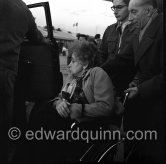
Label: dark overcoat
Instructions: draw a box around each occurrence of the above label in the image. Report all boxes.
[124,13,164,162]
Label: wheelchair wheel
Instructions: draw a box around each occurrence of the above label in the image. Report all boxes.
[79,140,123,162]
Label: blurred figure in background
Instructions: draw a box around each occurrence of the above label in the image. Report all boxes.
[94,34,102,49]
[77,33,88,42]
[62,45,68,56]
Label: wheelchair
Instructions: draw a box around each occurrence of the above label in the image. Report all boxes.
[28,92,134,163]
[67,93,131,163]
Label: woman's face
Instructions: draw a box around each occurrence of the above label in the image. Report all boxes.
[68,53,84,76]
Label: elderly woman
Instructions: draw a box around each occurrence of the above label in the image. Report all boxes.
[28,41,122,163]
[55,41,115,123]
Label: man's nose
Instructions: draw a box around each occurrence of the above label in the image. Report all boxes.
[114,10,118,14]
[128,13,133,21]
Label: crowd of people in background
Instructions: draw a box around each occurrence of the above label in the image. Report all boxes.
[0,0,164,163]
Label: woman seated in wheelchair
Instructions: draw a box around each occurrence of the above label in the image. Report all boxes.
[29,40,122,162]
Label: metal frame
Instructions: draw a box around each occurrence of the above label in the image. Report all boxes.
[28,2,54,40]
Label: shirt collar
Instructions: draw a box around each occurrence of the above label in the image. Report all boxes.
[116,20,131,33]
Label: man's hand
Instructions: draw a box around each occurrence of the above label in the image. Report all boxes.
[125,87,138,99]
[129,81,138,88]
[129,78,139,88]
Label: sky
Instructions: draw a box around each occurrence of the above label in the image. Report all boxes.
[23,0,116,37]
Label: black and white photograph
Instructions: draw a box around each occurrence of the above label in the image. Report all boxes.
[0,0,164,163]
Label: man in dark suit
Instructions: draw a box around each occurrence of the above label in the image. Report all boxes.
[0,0,45,162]
[124,0,164,162]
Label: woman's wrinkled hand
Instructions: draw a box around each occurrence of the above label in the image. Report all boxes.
[69,103,82,120]
[53,99,70,118]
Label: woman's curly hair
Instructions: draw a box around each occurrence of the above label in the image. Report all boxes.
[68,40,99,68]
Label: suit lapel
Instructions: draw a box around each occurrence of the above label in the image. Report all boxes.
[135,37,153,65]
[125,22,140,59]
[134,14,162,65]
[132,34,139,56]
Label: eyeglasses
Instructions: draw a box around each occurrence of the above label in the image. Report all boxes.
[111,5,127,11]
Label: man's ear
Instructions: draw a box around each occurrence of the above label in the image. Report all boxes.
[146,6,153,17]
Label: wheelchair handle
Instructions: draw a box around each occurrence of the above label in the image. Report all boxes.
[123,92,129,106]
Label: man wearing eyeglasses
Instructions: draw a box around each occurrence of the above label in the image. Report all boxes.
[100,0,130,62]
[100,0,136,98]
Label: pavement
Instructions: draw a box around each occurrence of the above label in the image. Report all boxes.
[59,54,68,84]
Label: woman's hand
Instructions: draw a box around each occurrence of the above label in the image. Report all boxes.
[53,99,70,118]
[69,103,82,120]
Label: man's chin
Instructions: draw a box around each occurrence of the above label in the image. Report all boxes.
[116,18,122,22]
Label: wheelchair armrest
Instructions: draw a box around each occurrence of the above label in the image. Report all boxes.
[70,116,120,131]
[71,121,79,129]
